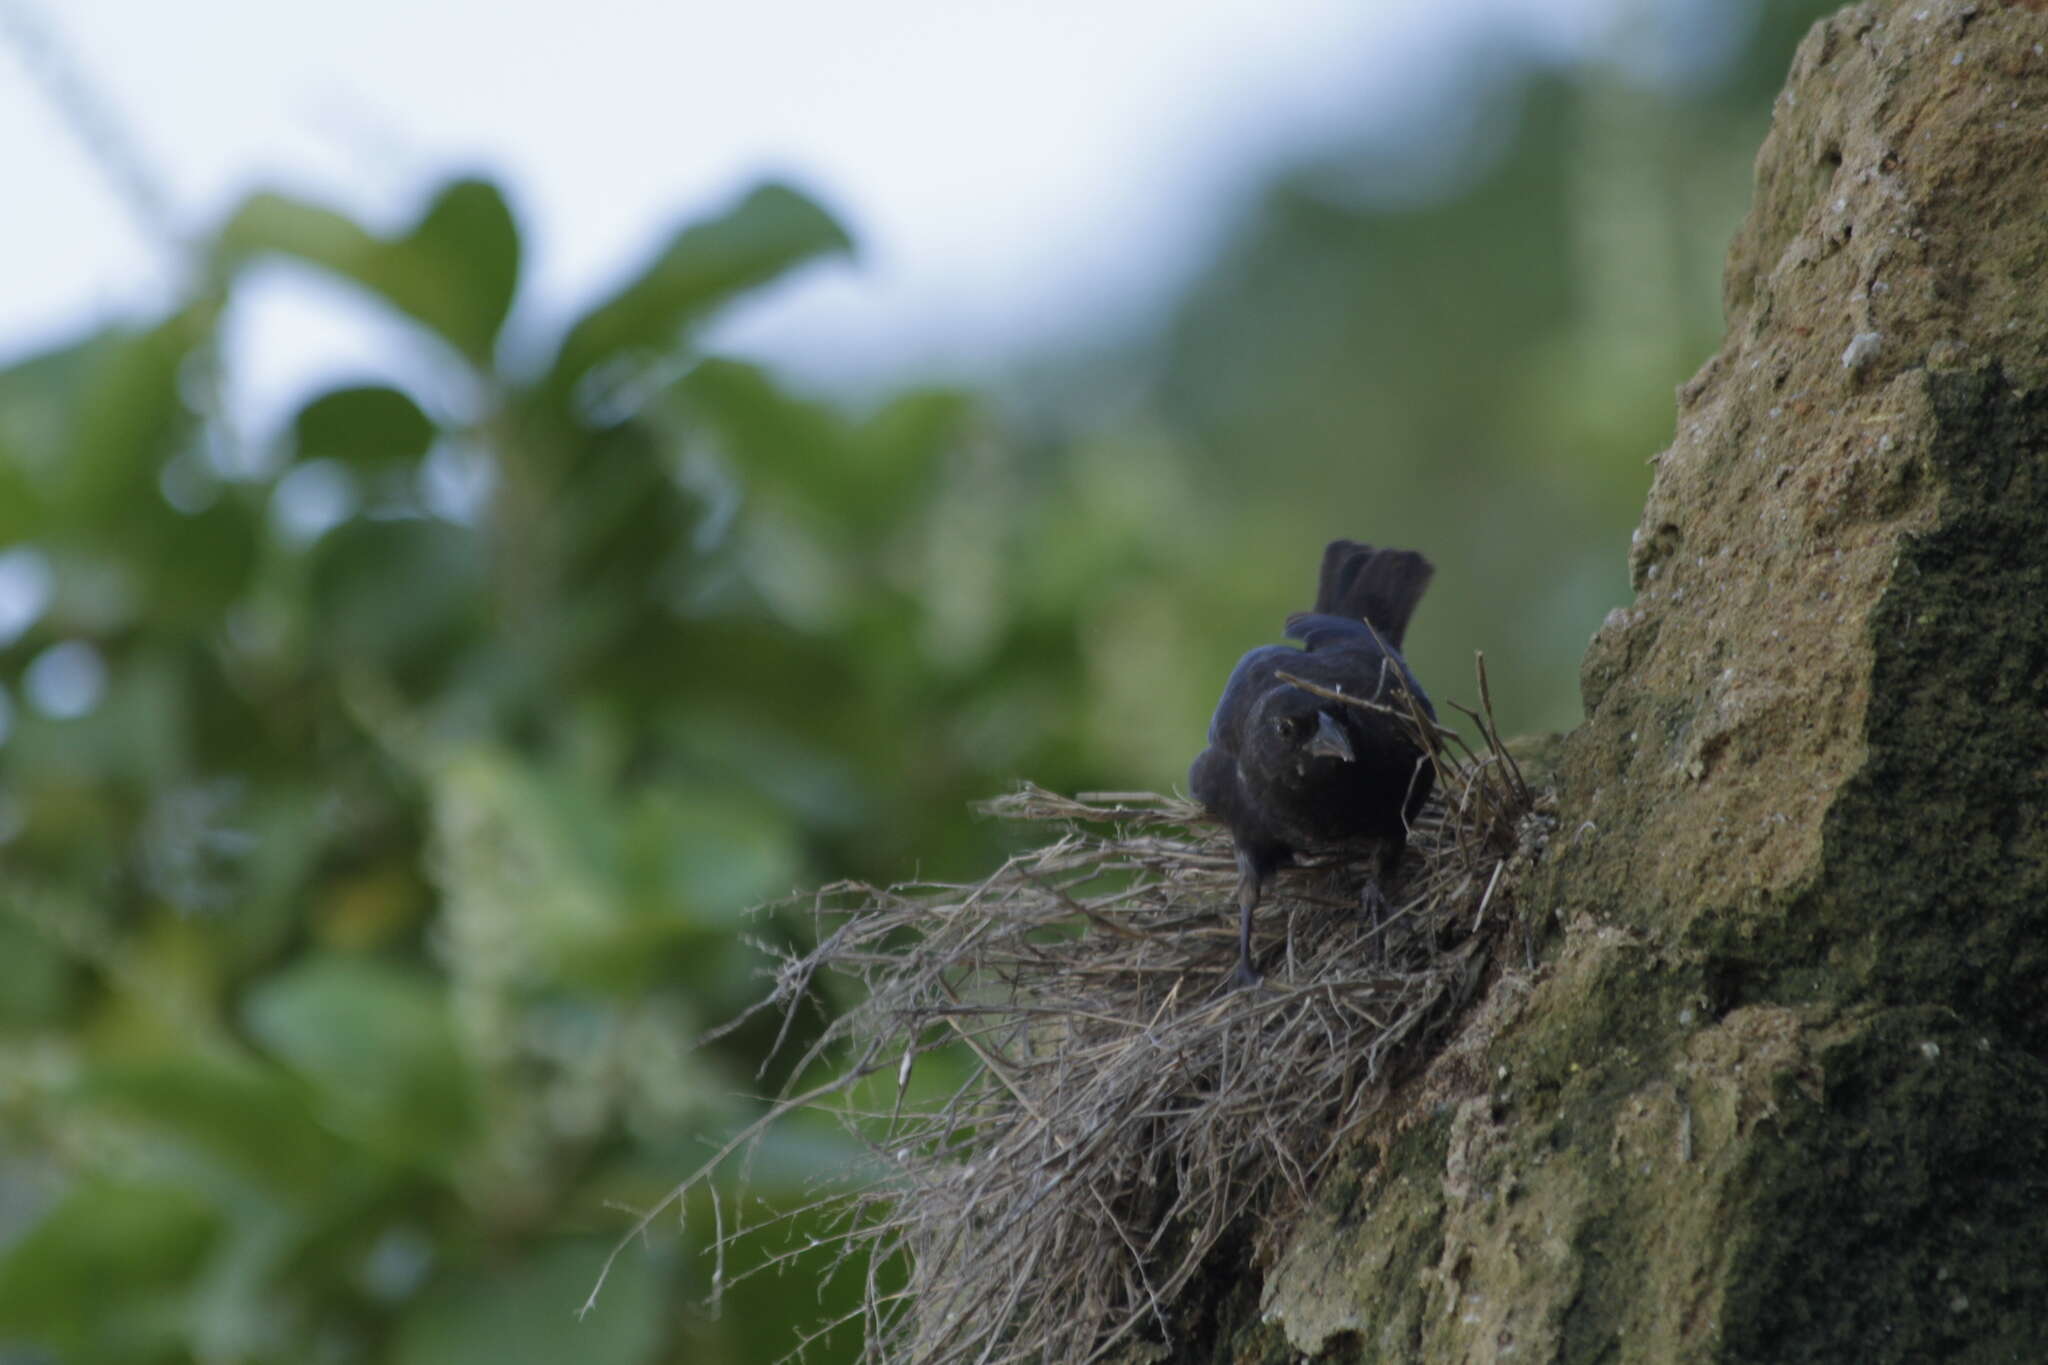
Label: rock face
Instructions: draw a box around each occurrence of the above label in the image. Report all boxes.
[1251,4,2048,1361]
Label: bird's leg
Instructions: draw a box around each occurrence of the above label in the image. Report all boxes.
[1230,849,1265,990]
[1360,879,1389,966]
[1361,837,1406,964]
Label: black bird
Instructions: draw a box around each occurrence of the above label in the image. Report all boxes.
[1189,540,1436,988]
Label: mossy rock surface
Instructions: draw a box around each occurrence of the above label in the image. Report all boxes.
[1246,3,2048,1360]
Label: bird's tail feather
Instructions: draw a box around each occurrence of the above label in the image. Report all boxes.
[1310,540,1433,650]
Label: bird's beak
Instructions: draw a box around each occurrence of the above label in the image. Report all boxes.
[1307,710,1354,762]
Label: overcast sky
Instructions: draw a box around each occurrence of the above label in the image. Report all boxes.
[2,0,1715,419]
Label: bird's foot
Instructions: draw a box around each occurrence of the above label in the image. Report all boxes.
[1227,958,1265,992]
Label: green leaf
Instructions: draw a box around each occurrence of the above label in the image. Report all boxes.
[392,1238,661,1365]
[857,387,974,493]
[241,957,476,1162]
[672,357,847,491]
[138,493,263,628]
[305,517,483,679]
[669,360,963,532]
[624,785,800,924]
[430,749,668,990]
[2,640,190,787]
[0,330,102,491]
[546,182,850,399]
[215,192,378,284]
[0,313,257,626]
[0,909,77,1025]
[553,415,700,612]
[70,314,211,517]
[405,179,523,364]
[216,177,520,368]
[0,314,204,520]
[293,384,437,467]
[0,455,44,543]
[80,1053,350,1199]
[0,330,143,534]
[0,1179,220,1356]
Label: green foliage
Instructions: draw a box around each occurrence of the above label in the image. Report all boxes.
[0,175,1107,1365]
[548,182,850,394]
[216,178,520,367]
[242,958,477,1164]
[0,1180,220,1360]
[390,1239,662,1365]
[294,386,438,469]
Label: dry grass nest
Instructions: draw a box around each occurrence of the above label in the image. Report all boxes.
[598,666,1553,1364]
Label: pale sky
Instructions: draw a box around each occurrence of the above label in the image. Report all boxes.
[1,0,1705,421]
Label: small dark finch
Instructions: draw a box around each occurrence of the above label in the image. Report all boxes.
[1189,540,1436,988]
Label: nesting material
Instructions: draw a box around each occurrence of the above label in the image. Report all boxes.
[615,671,1542,1364]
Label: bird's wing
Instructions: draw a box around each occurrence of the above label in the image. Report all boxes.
[1187,743,1239,815]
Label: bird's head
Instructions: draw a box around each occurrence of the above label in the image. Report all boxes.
[1250,687,1355,777]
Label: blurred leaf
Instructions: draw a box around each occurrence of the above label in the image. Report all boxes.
[137,495,262,629]
[241,957,476,1162]
[3,644,190,787]
[180,1200,305,1365]
[188,785,328,969]
[217,178,520,367]
[0,333,104,538]
[659,709,865,834]
[0,313,255,630]
[215,193,377,282]
[405,179,523,364]
[87,917,228,1057]
[671,360,963,533]
[392,1238,660,1365]
[79,1053,349,1199]
[313,855,434,951]
[858,387,973,490]
[0,331,100,472]
[624,785,801,924]
[305,516,484,679]
[552,416,702,628]
[0,314,202,529]
[432,749,720,991]
[0,911,75,1026]
[0,456,44,543]
[64,313,206,516]
[673,358,846,491]
[547,183,850,398]
[0,1178,219,1358]
[294,384,438,468]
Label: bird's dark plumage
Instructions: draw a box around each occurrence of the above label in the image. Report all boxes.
[1189,540,1436,987]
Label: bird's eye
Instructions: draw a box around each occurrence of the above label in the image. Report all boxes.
[1274,716,1299,740]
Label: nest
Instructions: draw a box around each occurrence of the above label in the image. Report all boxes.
[596,669,1545,1364]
